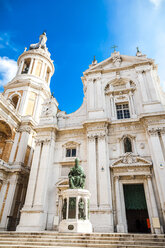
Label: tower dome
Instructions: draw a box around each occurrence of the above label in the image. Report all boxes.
[16,32,54,87]
[3,33,55,122]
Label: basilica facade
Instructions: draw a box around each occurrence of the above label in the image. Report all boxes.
[0,33,165,234]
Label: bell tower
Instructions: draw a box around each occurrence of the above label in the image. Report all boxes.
[3,32,54,123]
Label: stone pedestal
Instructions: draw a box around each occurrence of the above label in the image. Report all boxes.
[59,189,92,233]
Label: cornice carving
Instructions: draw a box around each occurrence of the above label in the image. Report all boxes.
[35,138,51,146]
[148,127,165,136]
[18,126,31,134]
[87,131,106,140]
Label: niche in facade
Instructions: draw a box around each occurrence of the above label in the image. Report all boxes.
[22,59,31,74]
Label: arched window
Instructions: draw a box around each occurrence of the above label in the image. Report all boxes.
[11,95,19,109]
[124,137,132,153]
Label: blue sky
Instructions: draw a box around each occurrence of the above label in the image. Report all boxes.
[0,0,165,113]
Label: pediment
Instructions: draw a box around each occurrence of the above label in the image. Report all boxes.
[85,53,153,74]
[111,153,152,168]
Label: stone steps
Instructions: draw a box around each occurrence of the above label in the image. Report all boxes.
[0,232,164,248]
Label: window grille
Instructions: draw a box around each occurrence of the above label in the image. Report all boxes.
[116,103,130,119]
[66,148,76,157]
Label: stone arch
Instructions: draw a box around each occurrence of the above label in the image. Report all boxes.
[9,92,21,110]
[0,120,13,162]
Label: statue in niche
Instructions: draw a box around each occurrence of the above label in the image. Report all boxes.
[78,198,85,220]
[29,32,47,50]
[68,158,86,189]
[62,198,67,219]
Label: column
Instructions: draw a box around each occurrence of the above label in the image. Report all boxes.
[17,136,55,231]
[33,139,54,208]
[97,134,111,208]
[87,80,94,110]
[76,196,80,220]
[115,176,125,233]
[18,90,28,115]
[17,60,24,75]
[137,72,148,102]
[66,197,69,219]
[87,135,97,208]
[148,129,165,221]
[23,141,43,207]
[96,79,102,109]
[161,130,165,154]
[31,59,37,75]
[43,64,48,81]
[85,197,88,220]
[129,91,136,117]
[28,58,34,74]
[15,127,30,164]
[40,62,45,79]
[110,94,115,119]
[147,176,161,234]
[9,132,20,163]
[0,174,18,230]
[97,133,114,232]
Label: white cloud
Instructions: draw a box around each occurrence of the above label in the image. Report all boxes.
[0,57,17,87]
[0,32,17,52]
[149,0,165,7]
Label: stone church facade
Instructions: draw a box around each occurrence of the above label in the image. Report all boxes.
[0,33,165,234]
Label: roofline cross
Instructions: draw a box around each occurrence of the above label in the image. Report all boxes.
[111,45,118,52]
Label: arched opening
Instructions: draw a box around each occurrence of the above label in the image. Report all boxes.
[0,120,12,161]
[124,137,132,153]
[45,67,51,83]
[22,59,30,74]
[11,95,19,109]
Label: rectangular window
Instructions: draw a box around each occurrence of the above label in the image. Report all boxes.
[66,148,76,157]
[116,103,130,119]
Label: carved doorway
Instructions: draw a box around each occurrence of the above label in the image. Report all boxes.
[123,184,151,233]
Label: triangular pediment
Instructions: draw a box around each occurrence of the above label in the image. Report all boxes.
[111,153,152,167]
[85,53,153,74]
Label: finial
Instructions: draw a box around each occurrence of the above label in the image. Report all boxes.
[24,47,27,51]
[136,46,144,57]
[136,46,140,53]
[111,45,118,52]
[51,92,54,97]
[43,30,47,35]
[92,55,97,65]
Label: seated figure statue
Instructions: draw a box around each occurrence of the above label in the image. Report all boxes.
[29,32,47,50]
[68,158,86,189]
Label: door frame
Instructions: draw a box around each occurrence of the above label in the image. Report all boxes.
[120,178,153,233]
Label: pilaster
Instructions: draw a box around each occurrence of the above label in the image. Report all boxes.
[147,127,165,223]
[17,134,56,231]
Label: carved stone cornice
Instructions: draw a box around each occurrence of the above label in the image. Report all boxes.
[18,126,32,134]
[87,130,106,140]
[35,138,52,146]
[148,127,165,136]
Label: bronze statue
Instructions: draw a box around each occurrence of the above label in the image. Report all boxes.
[62,198,67,219]
[78,198,85,220]
[68,158,86,189]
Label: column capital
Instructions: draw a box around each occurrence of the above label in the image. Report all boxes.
[114,175,120,181]
[148,127,165,136]
[35,138,53,146]
[148,128,158,136]
[87,131,106,140]
[18,126,32,134]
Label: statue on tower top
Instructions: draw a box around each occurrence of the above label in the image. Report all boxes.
[29,32,47,51]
